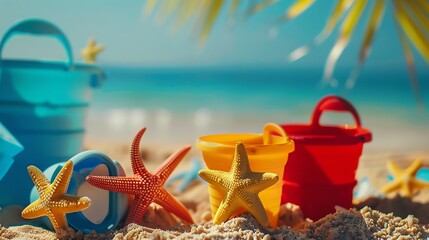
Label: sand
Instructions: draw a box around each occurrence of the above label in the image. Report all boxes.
[0,138,428,239]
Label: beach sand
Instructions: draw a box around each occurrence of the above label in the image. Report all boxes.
[0,138,428,239]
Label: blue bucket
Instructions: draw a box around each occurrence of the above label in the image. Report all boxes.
[0,19,104,207]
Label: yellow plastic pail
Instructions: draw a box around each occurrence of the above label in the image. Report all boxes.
[196,123,294,227]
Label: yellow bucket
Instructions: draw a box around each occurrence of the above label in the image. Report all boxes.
[196,123,294,227]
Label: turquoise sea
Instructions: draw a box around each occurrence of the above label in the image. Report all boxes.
[86,66,429,154]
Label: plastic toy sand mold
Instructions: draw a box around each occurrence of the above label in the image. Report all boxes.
[197,123,294,227]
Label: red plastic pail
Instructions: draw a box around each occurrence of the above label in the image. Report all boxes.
[280,95,371,221]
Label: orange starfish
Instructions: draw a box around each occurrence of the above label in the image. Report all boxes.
[22,160,91,233]
[382,159,429,197]
[86,128,193,225]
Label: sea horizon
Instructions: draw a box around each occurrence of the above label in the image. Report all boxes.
[85,65,429,154]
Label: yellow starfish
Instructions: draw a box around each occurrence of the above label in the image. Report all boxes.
[81,37,104,64]
[22,160,91,233]
[199,142,278,227]
[381,159,429,197]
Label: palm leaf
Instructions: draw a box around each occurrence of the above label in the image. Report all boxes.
[289,0,353,61]
[280,0,316,21]
[346,0,385,89]
[198,0,225,45]
[143,0,158,16]
[324,0,367,83]
[393,0,429,63]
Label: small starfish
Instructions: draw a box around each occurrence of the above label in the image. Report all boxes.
[22,160,91,233]
[81,37,104,64]
[381,159,429,197]
[198,142,278,227]
[86,128,193,226]
[165,158,204,192]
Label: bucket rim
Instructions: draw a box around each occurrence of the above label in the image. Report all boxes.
[0,59,104,77]
[280,123,372,144]
[196,133,294,155]
[282,179,358,188]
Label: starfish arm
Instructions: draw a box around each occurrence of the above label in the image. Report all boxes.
[381,181,401,194]
[406,159,423,176]
[130,128,150,176]
[27,166,50,199]
[412,179,429,190]
[94,46,104,53]
[246,173,279,193]
[401,181,412,197]
[53,195,91,213]
[124,194,151,225]
[48,209,68,233]
[232,143,252,179]
[387,161,404,178]
[86,176,146,195]
[22,200,46,219]
[155,146,191,185]
[154,188,194,223]
[51,160,74,198]
[240,192,270,227]
[198,169,230,189]
[213,191,241,224]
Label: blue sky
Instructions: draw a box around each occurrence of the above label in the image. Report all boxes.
[0,0,427,71]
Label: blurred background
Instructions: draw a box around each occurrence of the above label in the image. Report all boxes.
[1,0,428,154]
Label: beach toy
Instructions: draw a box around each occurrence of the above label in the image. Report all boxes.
[0,19,104,207]
[280,95,371,221]
[196,123,294,227]
[22,160,91,234]
[81,37,104,64]
[381,160,429,197]
[165,158,204,192]
[353,177,381,200]
[30,151,128,233]
[0,122,23,180]
[86,128,194,226]
[199,142,279,227]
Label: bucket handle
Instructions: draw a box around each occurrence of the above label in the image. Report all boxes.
[263,123,289,144]
[0,19,73,69]
[311,95,361,127]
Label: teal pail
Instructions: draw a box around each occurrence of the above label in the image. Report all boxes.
[0,19,104,207]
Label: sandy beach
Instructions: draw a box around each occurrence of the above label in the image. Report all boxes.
[0,137,428,239]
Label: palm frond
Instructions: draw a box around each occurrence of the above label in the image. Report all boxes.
[393,0,429,63]
[289,0,353,61]
[324,0,367,84]
[143,0,158,16]
[198,0,225,45]
[346,0,386,89]
[280,0,316,21]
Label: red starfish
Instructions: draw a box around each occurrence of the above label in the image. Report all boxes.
[86,128,193,225]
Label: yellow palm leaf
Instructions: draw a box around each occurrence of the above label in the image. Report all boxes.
[246,0,278,16]
[346,0,386,89]
[281,0,316,21]
[143,0,158,16]
[170,0,201,32]
[393,0,429,63]
[324,0,367,83]
[289,0,353,62]
[198,0,225,45]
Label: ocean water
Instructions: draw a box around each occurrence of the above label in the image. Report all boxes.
[86,66,429,153]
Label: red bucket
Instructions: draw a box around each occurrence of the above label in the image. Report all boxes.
[280,95,371,221]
